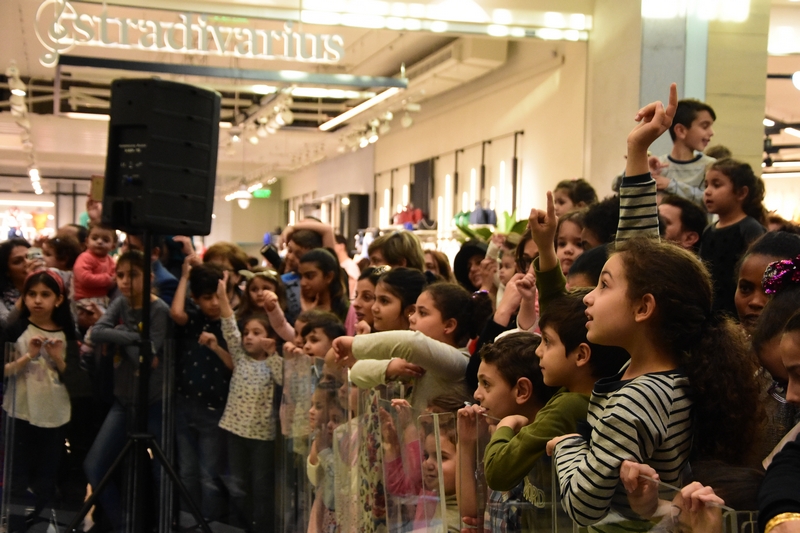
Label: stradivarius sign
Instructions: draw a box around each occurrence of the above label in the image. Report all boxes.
[35,0,346,67]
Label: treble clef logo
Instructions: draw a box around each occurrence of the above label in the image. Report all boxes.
[35,0,78,67]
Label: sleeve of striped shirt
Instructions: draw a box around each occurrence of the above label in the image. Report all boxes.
[553,377,681,526]
[616,172,660,242]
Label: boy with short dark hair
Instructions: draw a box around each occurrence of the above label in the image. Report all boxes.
[653,98,717,207]
[459,332,557,530]
[301,315,346,360]
[482,297,630,492]
[169,258,233,522]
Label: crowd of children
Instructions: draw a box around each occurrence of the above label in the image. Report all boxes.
[2,82,800,533]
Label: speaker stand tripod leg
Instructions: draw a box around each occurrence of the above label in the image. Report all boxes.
[65,439,134,533]
[146,436,213,533]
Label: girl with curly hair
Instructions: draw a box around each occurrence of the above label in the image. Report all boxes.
[548,84,761,528]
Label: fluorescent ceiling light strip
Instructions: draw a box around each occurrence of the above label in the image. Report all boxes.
[785,127,800,138]
[0,200,55,207]
[763,171,800,179]
[62,112,110,121]
[59,56,408,90]
[770,161,800,168]
[319,87,401,131]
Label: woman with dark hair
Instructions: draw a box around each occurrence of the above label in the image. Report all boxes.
[424,250,455,282]
[0,237,32,329]
[453,240,487,292]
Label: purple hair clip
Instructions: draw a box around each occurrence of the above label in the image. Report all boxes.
[763,255,800,295]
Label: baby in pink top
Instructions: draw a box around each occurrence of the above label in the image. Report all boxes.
[73,224,116,311]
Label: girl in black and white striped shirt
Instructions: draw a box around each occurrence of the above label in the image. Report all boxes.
[548,84,761,527]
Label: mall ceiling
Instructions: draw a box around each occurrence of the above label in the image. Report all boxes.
[0,0,797,194]
[0,0,605,195]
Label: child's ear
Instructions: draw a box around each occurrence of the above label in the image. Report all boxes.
[735,185,749,203]
[55,294,64,308]
[573,343,592,368]
[404,304,415,318]
[443,317,458,335]
[514,377,533,404]
[673,123,688,140]
[633,293,657,323]
[324,271,335,284]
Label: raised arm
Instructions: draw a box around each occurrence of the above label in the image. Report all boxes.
[284,220,336,249]
[170,255,195,326]
[264,291,296,342]
[529,192,559,273]
[617,83,677,243]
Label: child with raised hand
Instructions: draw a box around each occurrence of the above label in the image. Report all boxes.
[700,158,767,316]
[236,268,286,327]
[215,271,283,532]
[333,282,493,410]
[169,257,232,521]
[547,84,761,527]
[72,223,117,312]
[263,248,358,339]
[2,270,77,524]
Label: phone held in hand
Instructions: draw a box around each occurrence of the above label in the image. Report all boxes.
[27,247,44,261]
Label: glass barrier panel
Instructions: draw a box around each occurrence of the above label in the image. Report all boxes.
[307,376,345,532]
[456,407,496,532]
[358,388,389,532]
[722,510,758,533]
[279,350,315,533]
[418,412,458,533]
[334,413,364,533]
[380,397,422,533]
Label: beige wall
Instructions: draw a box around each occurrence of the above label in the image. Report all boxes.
[207,181,283,249]
[705,0,770,173]
[375,39,588,222]
[282,145,375,201]
[584,0,643,195]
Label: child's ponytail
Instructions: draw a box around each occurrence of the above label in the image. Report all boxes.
[616,238,761,465]
[709,158,767,226]
[424,282,493,346]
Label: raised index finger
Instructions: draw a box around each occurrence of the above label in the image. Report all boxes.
[546,190,555,220]
[665,83,678,122]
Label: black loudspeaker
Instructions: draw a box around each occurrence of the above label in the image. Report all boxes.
[102,78,221,236]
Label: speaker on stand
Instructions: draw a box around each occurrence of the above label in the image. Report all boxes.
[67,78,220,533]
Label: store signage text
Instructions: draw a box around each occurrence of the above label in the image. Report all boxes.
[35,0,346,67]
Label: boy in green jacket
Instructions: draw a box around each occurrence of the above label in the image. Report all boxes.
[473,194,630,529]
